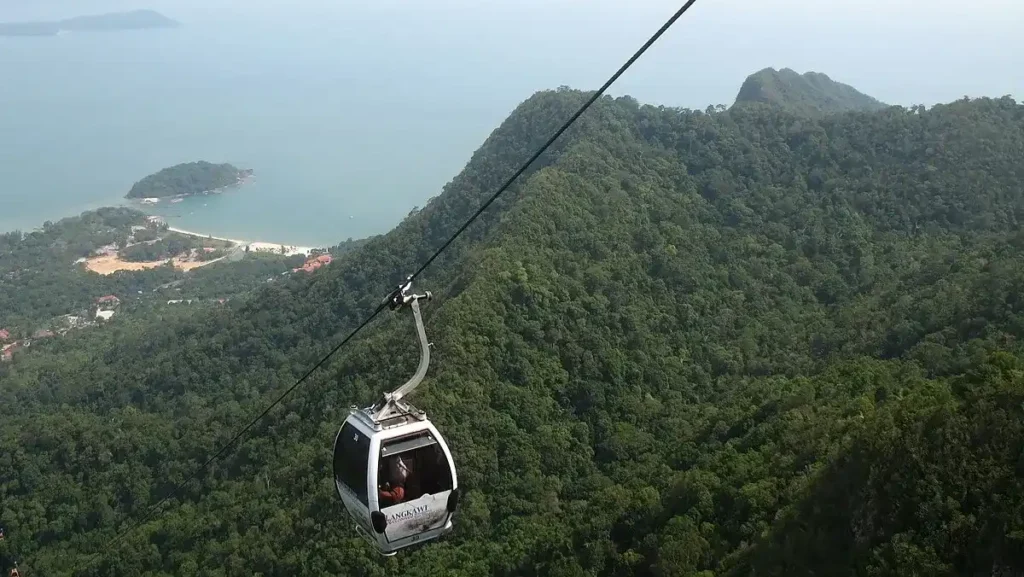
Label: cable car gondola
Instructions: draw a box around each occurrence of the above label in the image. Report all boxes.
[332,280,460,556]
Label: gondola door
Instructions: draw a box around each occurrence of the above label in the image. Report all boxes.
[375,425,457,548]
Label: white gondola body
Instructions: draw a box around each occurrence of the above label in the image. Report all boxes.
[333,408,458,556]
[332,285,458,555]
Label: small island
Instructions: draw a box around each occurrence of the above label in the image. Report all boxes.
[126,161,253,200]
[0,10,179,37]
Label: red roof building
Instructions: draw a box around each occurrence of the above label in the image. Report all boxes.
[292,254,334,274]
[0,329,9,341]
[97,295,120,305]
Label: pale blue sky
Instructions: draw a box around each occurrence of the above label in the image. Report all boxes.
[3,0,1021,107]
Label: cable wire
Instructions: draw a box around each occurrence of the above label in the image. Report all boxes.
[92,0,700,562]
[104,300,391,551]
[409,0,699,283]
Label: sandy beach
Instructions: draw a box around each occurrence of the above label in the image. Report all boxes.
[82,224,319,275]
[167,226,315,256]
[166,226,245,244]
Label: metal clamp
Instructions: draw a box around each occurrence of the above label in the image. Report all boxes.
[385,276,432,311]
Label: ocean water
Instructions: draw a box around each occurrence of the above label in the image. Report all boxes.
[0,1,760,248]
[0,23,523,247]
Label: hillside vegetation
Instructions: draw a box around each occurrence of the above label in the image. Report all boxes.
[0,207,304,336]
[734,67,887,117]
[2,81,1024,577]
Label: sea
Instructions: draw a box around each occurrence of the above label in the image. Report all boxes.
[0,3,725,248]
[0,22,512,245]
[0,0,767,248]
[0,29,505,247]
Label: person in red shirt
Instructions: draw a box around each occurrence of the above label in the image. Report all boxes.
[378,456,410,507]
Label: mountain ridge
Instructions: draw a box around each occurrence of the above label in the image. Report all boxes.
[734,67,887,117]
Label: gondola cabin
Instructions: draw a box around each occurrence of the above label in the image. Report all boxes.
[333,405,459,556]
[333,282,459,555]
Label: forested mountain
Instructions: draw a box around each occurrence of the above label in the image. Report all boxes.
[2,80,1024,577]
[734,67,887,117]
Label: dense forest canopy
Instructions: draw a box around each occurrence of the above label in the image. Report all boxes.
[2,75,1024,577]
[733,67,887,117]
[126,162,251,199]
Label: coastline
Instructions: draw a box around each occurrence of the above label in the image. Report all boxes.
[166,226,316,257]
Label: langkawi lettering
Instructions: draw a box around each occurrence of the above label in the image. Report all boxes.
[387,504,430,523]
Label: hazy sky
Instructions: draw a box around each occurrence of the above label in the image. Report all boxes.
[3,0,1021,108]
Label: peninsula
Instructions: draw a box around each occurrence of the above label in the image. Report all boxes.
[0,10,179,37]
[126,161,253,200]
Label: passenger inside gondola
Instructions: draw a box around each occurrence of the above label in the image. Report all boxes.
[378,455,411,507]
[378,437,454,505]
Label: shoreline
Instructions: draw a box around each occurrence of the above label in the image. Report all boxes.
[166,226,317,257]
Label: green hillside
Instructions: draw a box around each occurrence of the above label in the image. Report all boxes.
[734,67,887,117]
[2,86,1024,577]
[0,206,308,337]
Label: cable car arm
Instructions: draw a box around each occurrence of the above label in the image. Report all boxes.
[390,295,430,402]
